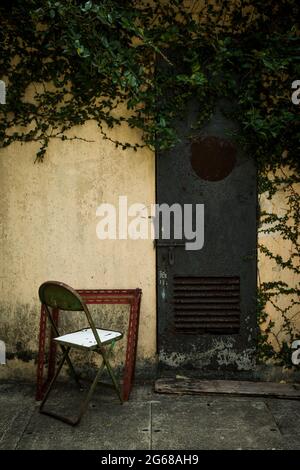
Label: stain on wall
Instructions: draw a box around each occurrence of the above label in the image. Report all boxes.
[0,120,156,380]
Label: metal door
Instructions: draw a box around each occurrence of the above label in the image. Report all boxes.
[156,102,257,374]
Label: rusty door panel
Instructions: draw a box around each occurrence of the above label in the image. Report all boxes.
[156,101,257,374]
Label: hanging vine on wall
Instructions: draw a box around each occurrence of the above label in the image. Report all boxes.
[0,0,299,365]
[257,167,300,366]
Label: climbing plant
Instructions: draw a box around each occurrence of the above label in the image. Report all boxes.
[257,168,300,366]
[0,0,299,365]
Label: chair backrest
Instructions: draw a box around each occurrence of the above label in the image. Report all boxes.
[38,281,103,347]
[39,281,84,311]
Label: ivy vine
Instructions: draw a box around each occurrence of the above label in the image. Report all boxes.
[257,168,300,366]
[0,0,299,366]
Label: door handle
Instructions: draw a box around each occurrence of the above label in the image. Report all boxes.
[154,240,186,248]
[154,240,185,265]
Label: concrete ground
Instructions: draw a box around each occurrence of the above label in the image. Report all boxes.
[0,381,300,450]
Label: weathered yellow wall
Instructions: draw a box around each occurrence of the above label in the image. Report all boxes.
[0,120,156,380]
[258,173,300,354]
[0,118,299,381]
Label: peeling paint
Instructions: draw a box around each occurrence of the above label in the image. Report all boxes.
[159,351,187,368]
[217,344,256,371]
[160,338,256,371]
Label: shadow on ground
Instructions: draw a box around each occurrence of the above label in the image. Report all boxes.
[0,382,299,450]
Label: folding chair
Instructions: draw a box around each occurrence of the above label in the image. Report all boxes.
[38,281,123,425]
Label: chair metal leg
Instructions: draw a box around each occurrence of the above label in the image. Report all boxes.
[46,309,82,391]
[74,359,107,425]
[40,347,70,412]
[39,344,123,426]
[75,343,123,425]
[39,354,106,426]
[63,346,83,390]
[102,351,123,404]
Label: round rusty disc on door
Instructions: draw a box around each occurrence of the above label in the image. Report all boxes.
[190,136,237,181]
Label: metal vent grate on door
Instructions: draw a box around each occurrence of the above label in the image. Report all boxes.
[173,276,240,334]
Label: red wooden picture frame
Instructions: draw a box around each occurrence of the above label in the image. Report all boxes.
[36,288,142,402]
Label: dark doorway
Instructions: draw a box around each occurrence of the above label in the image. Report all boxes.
[156,102,257,376]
